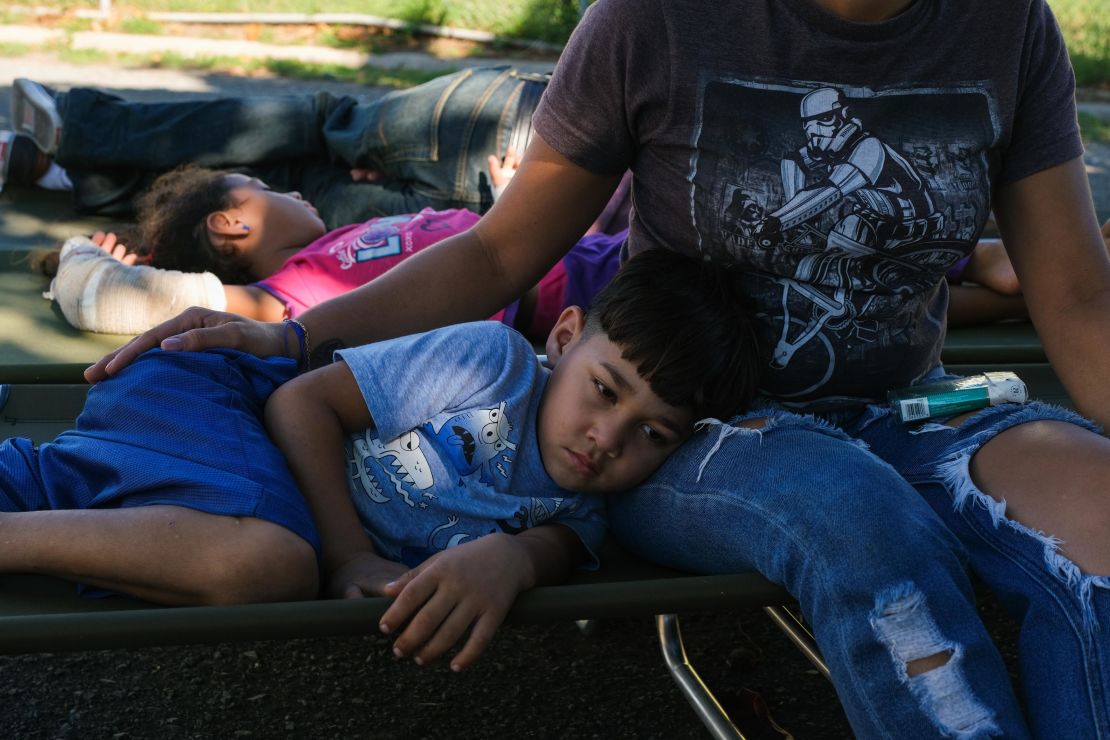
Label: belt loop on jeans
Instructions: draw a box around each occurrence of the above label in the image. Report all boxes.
[507,72,550,157]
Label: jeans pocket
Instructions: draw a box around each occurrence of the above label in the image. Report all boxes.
[374,68,505,164]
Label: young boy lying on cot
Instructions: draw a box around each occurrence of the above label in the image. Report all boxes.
[45,158,622,341]
[0,247,760,669]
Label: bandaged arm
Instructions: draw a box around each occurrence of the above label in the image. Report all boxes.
[47,236,227,334]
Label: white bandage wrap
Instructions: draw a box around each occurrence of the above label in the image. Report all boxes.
[47,236,227,334]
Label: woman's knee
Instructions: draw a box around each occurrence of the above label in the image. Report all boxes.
[610,417,959,577]
[968,418,1110,574]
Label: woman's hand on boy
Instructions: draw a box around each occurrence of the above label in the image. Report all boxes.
[84,307,287,382]
[378,533,535,672]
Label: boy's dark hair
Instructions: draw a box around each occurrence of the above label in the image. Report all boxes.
[134,165,255,283]
[583,248,762,420]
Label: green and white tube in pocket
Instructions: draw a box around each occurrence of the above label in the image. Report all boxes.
[888,371,1028,424]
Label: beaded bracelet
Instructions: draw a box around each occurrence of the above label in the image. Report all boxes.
[283,318,311,372]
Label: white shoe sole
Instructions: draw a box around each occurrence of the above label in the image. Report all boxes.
[12,78,62,155]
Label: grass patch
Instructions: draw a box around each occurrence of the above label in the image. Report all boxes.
[55,46,113,65]
[20,0,586,44]
[49,44,446,89]
[1052,0,1110,88]
[119,16,164,35]
[58,17,95,33]
[0,42,34,57]
[1080,110,1110,146]
[266,59,447,87]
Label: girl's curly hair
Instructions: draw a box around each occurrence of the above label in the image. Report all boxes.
[134,165,257,283]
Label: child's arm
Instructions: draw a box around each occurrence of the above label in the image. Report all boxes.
[266,332,591,669]
[486,146,521,201]
[380,523,586,671]
[51,235,271,333]
[264,362,409,595]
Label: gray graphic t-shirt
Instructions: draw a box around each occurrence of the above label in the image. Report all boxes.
[534,0,1081,408]
[337,322,606,567]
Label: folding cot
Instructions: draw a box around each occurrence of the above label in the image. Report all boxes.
[0,195,1069,738]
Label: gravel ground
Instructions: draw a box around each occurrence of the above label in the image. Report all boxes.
[0,48,1093,740]
[0,613,849,739]
[0,596,1022,739]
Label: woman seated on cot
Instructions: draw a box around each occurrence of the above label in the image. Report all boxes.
[87,0,1110,735]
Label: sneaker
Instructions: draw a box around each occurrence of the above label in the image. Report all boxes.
[0,131,49,193]
[11,78,62,155]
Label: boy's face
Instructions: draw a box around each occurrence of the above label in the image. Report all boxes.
[538,308,695,494]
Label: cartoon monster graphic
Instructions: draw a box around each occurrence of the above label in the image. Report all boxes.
[346,429,435,507]
[398,515,492,564]
[426,402,517,485]
[496,497,572,534]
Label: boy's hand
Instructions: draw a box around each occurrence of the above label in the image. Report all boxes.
[379,533,534,672]
[90,231,138,265]
[327,550,409,599]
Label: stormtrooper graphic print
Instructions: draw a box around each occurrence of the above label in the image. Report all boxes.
[691,78,1000,405]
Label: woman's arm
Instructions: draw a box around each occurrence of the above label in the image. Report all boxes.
[993,156,1110,426]
[946,285,1029,327]
[86,135,622,380]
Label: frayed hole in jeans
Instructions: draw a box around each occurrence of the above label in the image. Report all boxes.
[870,583,1000,738]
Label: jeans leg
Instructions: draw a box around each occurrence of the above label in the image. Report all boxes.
[856,402,1110,738]
[56,87,346,216]
[294,161,453,228]
[608,413,1028,739]
[56,88,337,170]
[331,66,531,209]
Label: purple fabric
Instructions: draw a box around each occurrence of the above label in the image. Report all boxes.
[562,229,626,311]
[946,253,973,284]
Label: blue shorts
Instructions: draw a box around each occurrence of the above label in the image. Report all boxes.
[0,349,320,553]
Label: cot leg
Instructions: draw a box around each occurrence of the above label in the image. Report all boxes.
[763,605,831,681]
[656,613,745,739]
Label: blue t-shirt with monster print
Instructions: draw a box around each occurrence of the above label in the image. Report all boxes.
[335,322,606,568]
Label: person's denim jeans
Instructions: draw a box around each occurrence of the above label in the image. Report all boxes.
[55,66,540,227]
[609,381,1109,738]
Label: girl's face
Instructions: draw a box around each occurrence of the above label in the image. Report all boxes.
[223,174,327,254]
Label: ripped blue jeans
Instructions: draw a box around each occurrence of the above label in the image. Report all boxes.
[608,383,1109,739]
